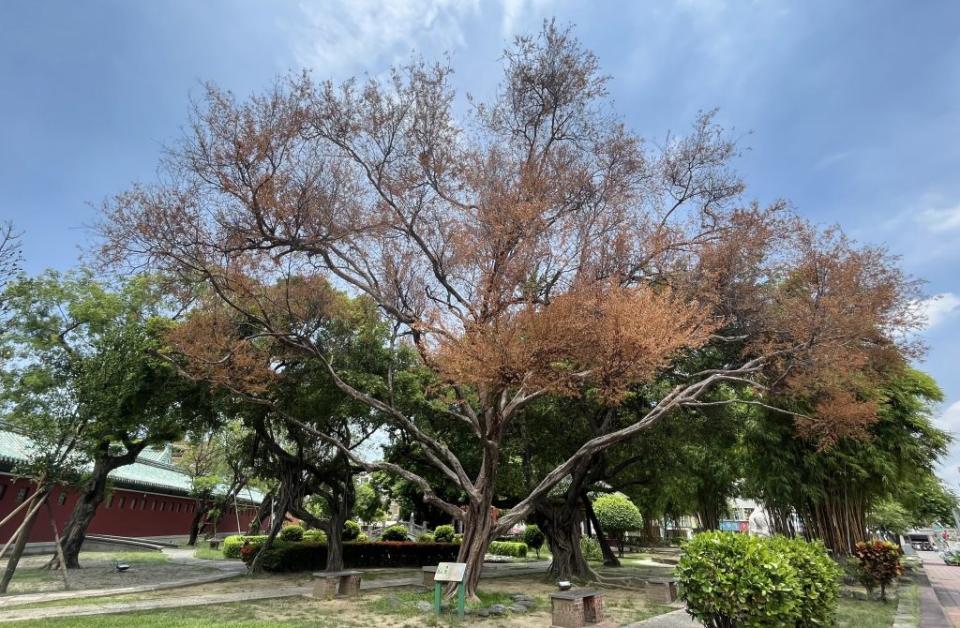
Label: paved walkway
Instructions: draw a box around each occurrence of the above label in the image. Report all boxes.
[917,551,956,627]
[625,609,698,627]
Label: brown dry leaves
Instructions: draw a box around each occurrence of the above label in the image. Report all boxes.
[436,283,717,403]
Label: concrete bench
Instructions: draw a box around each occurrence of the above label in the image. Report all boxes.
[208,539,221,550]
[550,590,605,628]
[312,570,363,599]
[644,578,678,604]
[422,565,437,588]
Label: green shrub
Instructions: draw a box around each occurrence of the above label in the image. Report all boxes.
[769,536,842,626]
[433,524,455,543]
[580,535,602,562]
[303,529,327,544]
[488,541,527,558]
[343,519,361,541]
[356,532,368,543]
[417,532,436,543]
[381,524,409,541]
[593,493,642,556]
[523,524,545,558]
[241,541,460,572]
[452,533,463,545]
[279,524,304,542]
[853,540,903,600]
[676,532,844,628]
[223,534,267,559]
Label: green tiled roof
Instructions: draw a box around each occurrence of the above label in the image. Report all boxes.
[0,429,263,505]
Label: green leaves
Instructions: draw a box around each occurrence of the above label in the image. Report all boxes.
[677,532,840,627]
[593,492,643,534]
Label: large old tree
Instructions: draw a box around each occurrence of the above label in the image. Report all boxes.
[101,24,918,596]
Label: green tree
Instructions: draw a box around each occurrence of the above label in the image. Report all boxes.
[354,482,387,523]
[523,524,545,558]
[1,271,215,569]
[177,419,256,545]
[741,368,950,554]
[592,493,642,557]
[868,498,911,540]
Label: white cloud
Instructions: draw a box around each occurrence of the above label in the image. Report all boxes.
[499,0,555,36]
[288,0,481,76]
[917,204,960,233]
[914,293,960,330]
[938,400,960,434]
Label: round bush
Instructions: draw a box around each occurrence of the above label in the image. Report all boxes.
[593,493,642,536]
[452,533,463,545]
[769,536,842,626]
[677,532,837,627]
[523,524,546,557]
[381,523,409,541]
[417,532,436,543]
[356,532,368,543]
[433,524,456,543]
[280,524,304,542]
[222,534,245,559]
[343,519,361,541]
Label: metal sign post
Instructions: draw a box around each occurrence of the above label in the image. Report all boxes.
[433,562,467,618]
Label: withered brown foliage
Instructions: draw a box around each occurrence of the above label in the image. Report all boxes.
[99,22,920,593]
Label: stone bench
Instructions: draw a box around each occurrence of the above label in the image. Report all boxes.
[644,578,678,604]
[422,565,437,588]
[550,590,605,628]
[312,570,363,599]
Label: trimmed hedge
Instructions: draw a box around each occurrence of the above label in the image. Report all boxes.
[489,541,527,558]
[769,536,842,626]
[433,524,455,543]
[222,534,267,559]
[381,524,409,541]
[417,533,436,543]
[280,525,304,542]
[240,541,460,572]
[677,532,841,628]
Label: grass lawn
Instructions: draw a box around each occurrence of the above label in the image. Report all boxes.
[834,589,909,627]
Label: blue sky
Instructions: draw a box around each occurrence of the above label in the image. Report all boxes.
[2,0,960,477]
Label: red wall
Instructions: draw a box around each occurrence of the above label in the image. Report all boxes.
[0,474,258,543]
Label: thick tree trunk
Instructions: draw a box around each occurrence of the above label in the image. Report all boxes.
[52,461,112,569]
[248,490,289,574]
[536,502,592,582]
[187,500,210,546]
[249,489,274,534]
[0,490,48,594]
[583,495,620,565]
[454,500,496,601]
[325,508,346,573]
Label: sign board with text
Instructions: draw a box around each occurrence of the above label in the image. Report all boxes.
[434,562,467,583]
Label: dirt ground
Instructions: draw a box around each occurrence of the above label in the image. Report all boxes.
[6,552,220,595]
